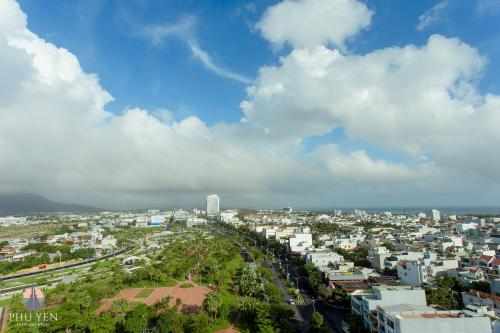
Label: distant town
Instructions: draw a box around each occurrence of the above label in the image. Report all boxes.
[0,195,498,332]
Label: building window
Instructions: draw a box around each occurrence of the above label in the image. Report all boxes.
[387,319,394,329]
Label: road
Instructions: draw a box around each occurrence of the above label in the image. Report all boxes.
[286,258,348,333]
[264,257,309,332]
[215,224,348,332]
[0,245,134,282]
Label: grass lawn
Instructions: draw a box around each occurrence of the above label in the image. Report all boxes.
[0,298,12,307]
[179,283,193,288]
[127,301,142,311]
[135,288,154,298]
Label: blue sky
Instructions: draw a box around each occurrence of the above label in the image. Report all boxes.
[2,0,500,208]
[18,0,500,125]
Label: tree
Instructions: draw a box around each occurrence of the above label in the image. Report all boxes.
[311,312,324,330]
[265,283,282,303]
[184,312,210,333]
[123,304,150,333]
[470,281,491,293]
[111,299,129,317]
[343,314,364,333]
[425,277,460,309]
[157,308,183,333]
[154,296,173,313]
[304,262,323,289]
[382,242,397,252]
[255,303,274,333]
[68,290,92,311]
[237,264,260,297]
[270,303,294,332]
[238,296,259,320]
[219,303,230,321]
[332,286,348,303]
[202,291,222,319]
[317,284,333,300]
[88,313,117,333]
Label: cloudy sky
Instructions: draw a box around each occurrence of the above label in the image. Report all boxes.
[1,0,500,210]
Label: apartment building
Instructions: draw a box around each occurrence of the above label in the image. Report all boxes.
[376,304,491,333]
[350,286,427,332]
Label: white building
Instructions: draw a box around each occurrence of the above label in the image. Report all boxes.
[368,246,391,271]
[288,227,313,254]
[306,251,344,267]
[187,217,207,228]
[332,234,365,250]
[220,210,239,224]
[376,304,491,333]
[384,252,425,270]
[462,289,500,319]
[206,194,220,217]
[351,286,427,332]
[397,258,459,286]
[456,222,478,233]
[149,215,165,226]
[431,209,441,222]
[135,215,148,227]
[0,216,27,226]
[173,209,190,221]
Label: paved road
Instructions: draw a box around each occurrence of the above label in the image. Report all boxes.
[284,260,348,333]
[264,257,307,329]
[215,225,347,332]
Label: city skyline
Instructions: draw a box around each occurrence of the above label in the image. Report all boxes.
[1,0,500,209]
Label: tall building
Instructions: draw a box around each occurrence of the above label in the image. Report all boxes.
[431,209,441,222]
[206,194,220,217]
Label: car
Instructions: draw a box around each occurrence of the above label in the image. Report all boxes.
[288,299,295,305]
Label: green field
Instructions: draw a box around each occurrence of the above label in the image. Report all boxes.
[135,288,154,298]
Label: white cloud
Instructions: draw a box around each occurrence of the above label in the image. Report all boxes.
[1,0,500,208]
[0,0,280,207]
[135,16,251,84]
[186,40,251,84]
[256,0,373,49]
[241,33,500,182]
[417,0,449,31]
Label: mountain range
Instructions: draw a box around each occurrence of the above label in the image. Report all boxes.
[0,193,101,214]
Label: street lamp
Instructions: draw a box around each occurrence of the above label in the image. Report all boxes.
[311,298,321,313]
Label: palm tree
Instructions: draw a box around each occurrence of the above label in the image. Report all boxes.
[202,291,222,319]
[237,296,259,316]
[111,298,129,317]
[153,296,172,313]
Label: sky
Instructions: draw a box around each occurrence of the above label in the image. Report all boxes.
[1,0,500,210]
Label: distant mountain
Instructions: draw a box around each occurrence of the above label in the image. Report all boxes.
[0,193,101,214]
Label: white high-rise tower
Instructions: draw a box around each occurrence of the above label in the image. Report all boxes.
[431,209,441,222]
[206,194,220,217]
